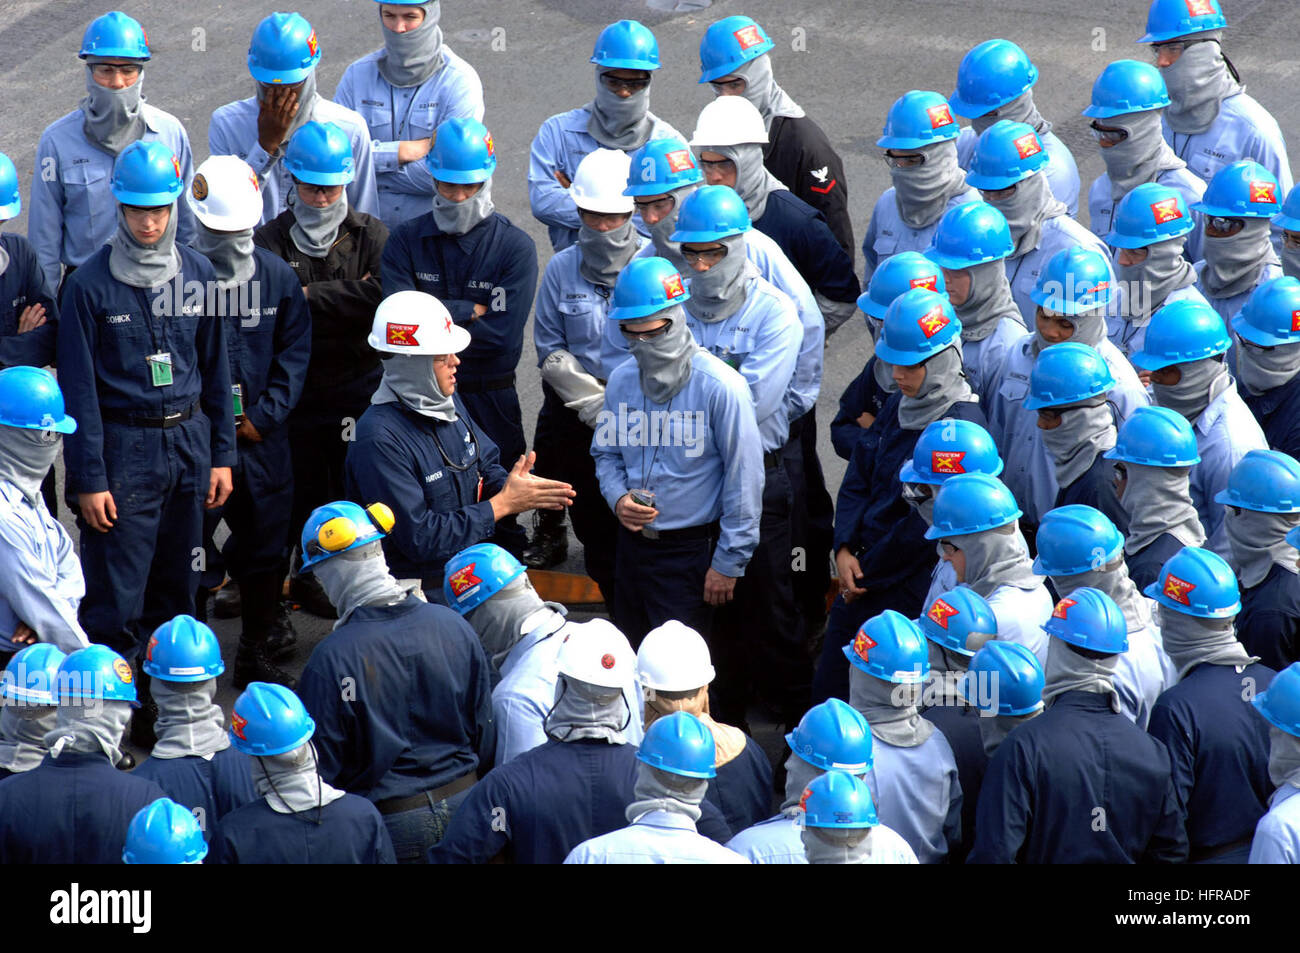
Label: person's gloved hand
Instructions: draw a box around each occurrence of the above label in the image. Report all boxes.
[565,392,605,428]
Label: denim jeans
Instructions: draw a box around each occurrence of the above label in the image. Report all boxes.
[383,787,472,864]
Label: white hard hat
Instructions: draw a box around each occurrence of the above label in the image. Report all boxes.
[637,620,716,692]
[367,290,471,356]
[689,95,769,148]
[556,619,636,689]
[187,155,263,231]
[568,148,635,214]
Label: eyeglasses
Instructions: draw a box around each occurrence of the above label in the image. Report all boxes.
[1284,231,1300,249]
[1089,122,1128,144]
[296,182,342,197]
[1036,407,1080,425]
[1150,38,1212,62]
[633,195,675,217]
[1113,462,1127,478]
[699,157,735,172]
[980,184,1018,201]
[579,210,631,229]
[1207,216,1245,235]
[600,72,651,93]
[432,354,457,366]
[883,151,925,169]
[1237,336,1274,352]
[681,245,728,265]
[940,542,960,556]
[90,63,143,80]
[621,321,673,341]
[709,77,746,95]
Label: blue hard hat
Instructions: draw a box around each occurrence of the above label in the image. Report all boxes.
[1105,181,1196,248]
[80,11,151,61]
[1082,60,1170,118]
[858,251,946,320]
[591,20,660,71]
[608,257,690,322]
[1043,587,1130,654]
[230,682,315,756]
[1030,246,1116,315]
[1214,450,1300,513]
[966,121,1048,191]
[443,543,526,614]
[0,366,77,434]
[1252,662,1300,738]
[669,184,750,243]
[1139,0,1227,44]
[925,201,1014,270]
[123,798,208,865]
[248,12,319,84]
[427,117,497,184]
[925,472,1023,540]
[1130,298,1231,370]
[799,770,878,829]
[842,610,930,684]
[949,39,1038,119]
[873,288,962,367]
[1023,342,1117,409]
[636,711,716,779]
[784,698,873,772]
[698,16,773,83]
[1033,505,1125,576]
[1144,546,1241,618]
[285,121,355,186]
[0,153,20,219]
[918,587,998,656]
[877,91,960,150]
[57,645,139,707]
[899,418,1004,485]
[111,141,183,207]
[1234,277,1300,347]
[1273,185,1300,232]
[961,641,1044,715]
[0,643,67,705]
[143,615,223,682]
[624,137,703,196]
[299,500,395,573]
[1104,405,1202,466]
[1192,160,1281,219]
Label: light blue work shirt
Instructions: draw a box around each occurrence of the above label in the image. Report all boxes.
[1183,381,1267,563]
[865,731,962,864]
[528,107,681,252]
[1162,93,1294,203]
[958,125,1081,218]
[1106,282,1210,362]
[591,350,763,578]
[28,104,196,292]
[208,95,379,226]
[564,809,751,864]
[334,46,484,227]
[1113,614,1168,731]
[964,320,1029,407]
[1005,215,1114,327]
[1194,260,1283,329]
[1249,784,1300,864]
[0,481,89,654]
[986,583,1055,669]
[861,188,979,285]
[1087,165,1207,264]
[726,811,806,864]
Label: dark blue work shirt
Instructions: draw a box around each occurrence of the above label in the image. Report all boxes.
[1125,533,1186,594]
[830,360,893,461]
[1241,372,1300,461]
[924,700,988,863]
[132,746,258,841]
[1056,452,1129,537]
[754,189,860,305]
[1237,563,1300,671]
[208,793,396,864]
[0,233,58,368]
[707,736,774,836]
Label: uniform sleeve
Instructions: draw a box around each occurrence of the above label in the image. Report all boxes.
[492,690,548,765]
[789,209,860,304]
[711,379,764,578]
[379,226,417,296]
[347,128,381,218]
[465,618,499,773]
[0,239,58,369]
[306,219,388,319]
[779,120,854,258]
[737,300,801,425]
[592,385,631,512]
[830,366,874,461]
[467,231,538,358]
[56,278,107,494]
[28,133,66,293]
[426,773,510,864]
[296,657,359,788]
[0,517,89,652]
[860,203,881,285]
[528,118,582,233]
[532,260,566,366]
[967,736,1033,864]
[194,268,238,469]
[173,126,198,247]
[1249,810,1299,864]
[832,428,881,552]
[1146,699,1196,817]
[244,276,312,433]
[1141,743,1190,864]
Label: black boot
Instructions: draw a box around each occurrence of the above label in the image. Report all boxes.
[265,594,299,662]
[522,509,568,569]
[288,547,337,619]
[233,572,298,690]
[213,580,242,619]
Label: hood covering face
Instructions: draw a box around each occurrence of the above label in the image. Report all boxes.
[587,70,653,151]
[312,541,412,626]
[732,54,805,127]
[957,259,1020,342]
[627,304,699,403]
[971,89,1052,138]
[1039,397,1116,487]
[1162,39,1241,135]
[991,172,1067,258]
[289,188,348,258]
[254,741,347,814]
[80,61,146,156]
[646,182,700,273]
[254,71,319,148]
[868,316,900,396]
[1043,638,1121,712]
[1152,356,1230,422]
[372,352,457,422]
[432,178,495,236]
[376,1,445,88]
[45,698,133,765]
[578,219,640,288]
[897,342,975,431]
[801,825,873,864]
[0,705,58,773]
[1100,110,1186,200]
[780,747,824,811]
[1121,463,1205,553]
[977,710,1040,757]
[848,667,935,748]
[643,686,748,767]
[953,522,1041,597]
[464,575,559,668]
[685,235,754,325]
[1281,242,1300,282]
[150,679,231,760]
[1268,725,1300,791]
[0,426,60,505]
[625,761,707,823]
[193,224,256,288]
[1117,236,1196,322]
[902,481,936,527]
[1032,305,1107,354]
[1225,508,1300,589]
[543,672,631,745]
[108,202,180,288]
[1200,218,1278,299]
[1235,340,1300,396]
[1156,606,1255,678]
[1052,557,1151,634]
[891,139,968,230]
[711,144,786,222]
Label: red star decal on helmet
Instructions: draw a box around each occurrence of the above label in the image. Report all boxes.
[1162,573,1196,605]
[306,30,319,58]
[926,104,953,129]
[798,786,814,812]
[918,306,950,338]
[601,653,616,670]
[852,629,877,662]
[665,149,695,173]
[146,636,159,662]
[1149,198,1182,224]
[484,133,495,157]
[1013,133,1042,160]
[662,273,685,299]
[231,711,248,740]
[931,450,966,474]
[385,322,420,347]
[1052,597,1077,620]
[733,25,765,50]
[1291,309,1300,332]
[1185,0,1216,15]
[909,274,939,291]
[927,598,960,630]
[1250,180,1277,205]
[448,563,482,597]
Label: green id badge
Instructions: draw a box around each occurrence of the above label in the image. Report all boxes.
[147,352,173,387]
[232,383,245,418]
